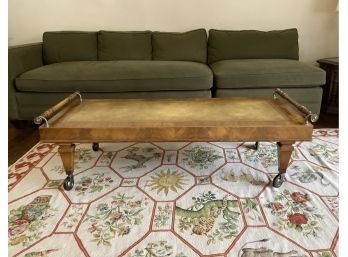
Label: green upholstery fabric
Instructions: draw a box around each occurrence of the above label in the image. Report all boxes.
[208,29,299,64]
[9,29,325,121]
[43,31,97,64]
[152,29,207,63]
[210,59,326,89]
[98,31,152,60]
[16,61,213,93]
[8,43,44,120]
[16,91,211,119]
[215,87,322,114]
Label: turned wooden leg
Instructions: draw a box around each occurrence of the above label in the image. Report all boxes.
[58,144,76,191]
[273,141,294,188]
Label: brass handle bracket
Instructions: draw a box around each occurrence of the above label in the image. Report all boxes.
[34,91,82,127]
[273,88,319,124]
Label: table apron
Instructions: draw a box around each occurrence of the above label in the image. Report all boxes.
[39,126,313,142]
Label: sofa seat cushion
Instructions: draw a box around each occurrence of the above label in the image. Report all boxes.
[210,59,326,89]
[16,60,213,93]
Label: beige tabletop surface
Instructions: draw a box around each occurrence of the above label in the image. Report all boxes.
[49,98,304,128]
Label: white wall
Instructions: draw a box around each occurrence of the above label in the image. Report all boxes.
[8,0,338,63]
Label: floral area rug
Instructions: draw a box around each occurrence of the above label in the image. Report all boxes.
[8,129,339,257]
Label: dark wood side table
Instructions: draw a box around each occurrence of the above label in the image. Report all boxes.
[317,57,339,114]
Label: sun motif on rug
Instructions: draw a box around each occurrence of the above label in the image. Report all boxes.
[147,169,187,196]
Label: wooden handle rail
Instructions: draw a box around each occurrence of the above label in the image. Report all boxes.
[34,91,82,127]
[273,88,318,124]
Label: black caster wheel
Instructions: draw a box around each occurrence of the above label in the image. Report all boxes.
[272,174,284,188]
[255,141,259,150]
[63,174,74,191]
[92,143,99,152]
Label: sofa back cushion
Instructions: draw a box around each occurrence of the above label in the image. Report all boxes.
[208,28,299,64]
[43,31,98,64]
[152,29,207,63]
[98,31,152,60]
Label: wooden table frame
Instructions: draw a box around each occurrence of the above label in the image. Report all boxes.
[34,89,318,191]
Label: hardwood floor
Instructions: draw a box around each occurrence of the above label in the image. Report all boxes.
[8,121,40,166]
[313,112,339,129]
[8,112,339,166]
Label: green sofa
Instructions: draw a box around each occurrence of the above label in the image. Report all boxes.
[208,29,325,113]
[8,28,325,121]
[9,29,212,121]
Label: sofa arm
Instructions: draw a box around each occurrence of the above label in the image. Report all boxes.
[8,43,44,120]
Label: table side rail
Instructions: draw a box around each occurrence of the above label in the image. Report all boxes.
[34,91,81,127]
[273,88,319,124]
[39,125,313,142]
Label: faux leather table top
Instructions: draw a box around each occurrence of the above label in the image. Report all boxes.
[39,97,312,142]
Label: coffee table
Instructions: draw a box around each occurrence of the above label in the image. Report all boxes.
[34,89,318,191]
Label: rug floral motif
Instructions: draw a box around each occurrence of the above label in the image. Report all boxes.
[9,195,55,247]
[264,190,323,237]
[83,192,149,246]
[8,129,339,257]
